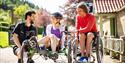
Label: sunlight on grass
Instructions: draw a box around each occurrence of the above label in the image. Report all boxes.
[0,31,9,47]
[37,35,43,39]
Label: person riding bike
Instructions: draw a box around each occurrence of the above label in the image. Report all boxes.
[75,3,98,62]
[38,12,63,55]
[12,11,37,63]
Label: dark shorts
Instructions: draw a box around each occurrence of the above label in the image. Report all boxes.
[81,32,98,44]
[13,46,19,55]
[13,46,28,55]
[84,32,97,38]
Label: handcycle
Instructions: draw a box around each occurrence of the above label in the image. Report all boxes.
[20,32,70,63]
[63,31,103,63]
[20,36,63,63]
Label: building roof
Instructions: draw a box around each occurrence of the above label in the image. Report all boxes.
[94,0,125,13]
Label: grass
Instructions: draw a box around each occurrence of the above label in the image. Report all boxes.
[0,31,9,47]
[37,35,43,39]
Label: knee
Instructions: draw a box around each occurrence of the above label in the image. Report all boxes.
[87,32,94,38]
[79,33,86,39]
[49,34,54,38]
[16,50,21,59]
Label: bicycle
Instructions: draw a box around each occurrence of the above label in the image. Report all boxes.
[20,36,63,63]
[20,33,68,63]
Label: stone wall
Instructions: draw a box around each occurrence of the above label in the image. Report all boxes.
[117,8,125,36]
[102,19,111,37]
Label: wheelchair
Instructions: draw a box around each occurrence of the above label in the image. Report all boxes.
[63,31,103,63]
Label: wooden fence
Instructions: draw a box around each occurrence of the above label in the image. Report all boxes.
[103,36,125,62]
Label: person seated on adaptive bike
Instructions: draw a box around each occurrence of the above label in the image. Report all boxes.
[38,12,63,55]
[12,11,37,63]
[75,2,98,62]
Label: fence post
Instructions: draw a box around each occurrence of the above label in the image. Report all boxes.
[120,36,125,62]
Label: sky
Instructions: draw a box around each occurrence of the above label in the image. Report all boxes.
[27,0,68,13]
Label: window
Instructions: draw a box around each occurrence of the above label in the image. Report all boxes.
[110,18,118,37]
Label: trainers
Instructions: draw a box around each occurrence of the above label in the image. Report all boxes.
[51,52,58,56]
[78,56,88,62]
[58,48,65,53]
[50,52,58,60]
[88,57,91,62]
[40,45,46,50]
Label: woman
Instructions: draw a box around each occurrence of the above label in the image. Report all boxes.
[75,2,98,62]
[38,12,63,54]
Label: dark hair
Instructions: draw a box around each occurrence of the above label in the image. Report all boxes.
[25,11,36,20]
[77,3,88,13]
[52,12,63,20]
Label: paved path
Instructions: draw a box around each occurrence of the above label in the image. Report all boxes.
[0,47,120,63]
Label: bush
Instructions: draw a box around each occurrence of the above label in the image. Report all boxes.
[0,32,9,47]
[38,27,44,34]
[0,22,9,31]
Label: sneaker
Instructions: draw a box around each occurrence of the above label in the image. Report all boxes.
[51,52,58,56]
[88,57,91,62]
[40,45,45,50]
[58,48,65,53]
[50,52,58,59]
[78,56,88,62]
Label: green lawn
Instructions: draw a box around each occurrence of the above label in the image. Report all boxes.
[37,35,43,39]
[0,31,9,47]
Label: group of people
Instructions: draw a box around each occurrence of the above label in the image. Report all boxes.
[12,2,98,63]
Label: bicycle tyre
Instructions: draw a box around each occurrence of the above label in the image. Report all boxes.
[20,45,25,63]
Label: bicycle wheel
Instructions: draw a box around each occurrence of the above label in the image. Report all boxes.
[20,44,25,63]
[20,40,29,63]
[96,36,103,63]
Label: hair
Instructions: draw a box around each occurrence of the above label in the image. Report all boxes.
[52,12,63,20]
[77,2,88,13]
[25,10,36,20]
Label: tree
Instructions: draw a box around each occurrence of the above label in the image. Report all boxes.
[14,4,30,20]
[0,9,11,24]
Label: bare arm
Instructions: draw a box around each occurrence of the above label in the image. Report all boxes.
[13,33,21,48]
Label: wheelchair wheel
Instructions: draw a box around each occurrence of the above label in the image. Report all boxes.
[96,36,103,63]
[67,42,72,63]
[73,40,78,61]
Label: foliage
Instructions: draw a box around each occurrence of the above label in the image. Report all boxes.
[14,4,30,19]
[0,32,9,47]
[0,0,37,25]
[0,9,11,24]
